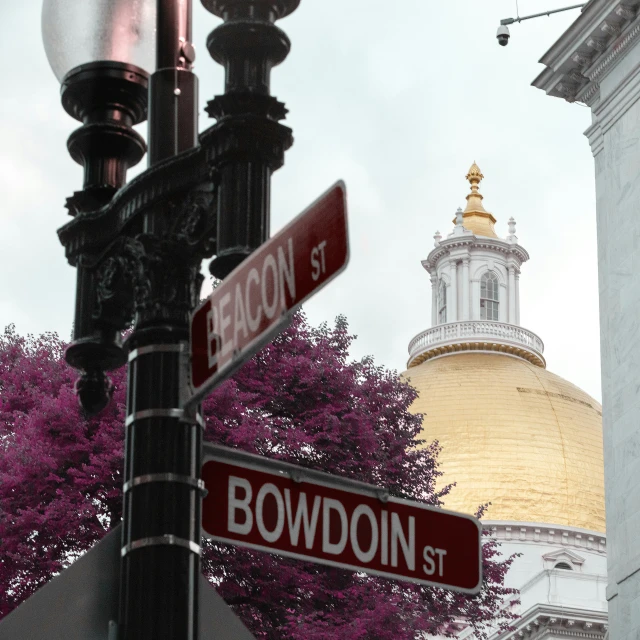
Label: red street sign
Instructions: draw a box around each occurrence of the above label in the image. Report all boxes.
[188,181,349,406]
[201,445,482,594]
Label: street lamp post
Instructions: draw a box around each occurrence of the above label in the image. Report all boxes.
[42,0,299,638]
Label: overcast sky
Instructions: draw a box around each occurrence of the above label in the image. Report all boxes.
[0,1,601,401]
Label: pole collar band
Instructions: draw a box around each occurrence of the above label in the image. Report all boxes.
[128,343,185,362]
[125,408,204,428]
[121,535,201,557]
[123,473,207,494]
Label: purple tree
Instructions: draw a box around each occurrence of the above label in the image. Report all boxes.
[0,315,517,638]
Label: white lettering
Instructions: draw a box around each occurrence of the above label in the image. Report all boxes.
[317,240,327,274]
[206,305,220,369]
[233,282,248,348]
[350,504,378,563]
[284,489,321,549]
[380,510,388,565]
[218,292,233,358]
[322,498,348,555]
[261,254,279,319]
[278,238,296,308]
[246,268,262,332]
[310,240,328,282]
[228,476,252,535]
[311,247,320,281]
[256,483,285,543]
[435,548,447,576]
[422,546,436,575]
[391,513,415,571]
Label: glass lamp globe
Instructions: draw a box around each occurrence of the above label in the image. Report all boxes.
[42,0,157,82]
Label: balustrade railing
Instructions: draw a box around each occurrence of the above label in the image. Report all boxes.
[408,320,544,363]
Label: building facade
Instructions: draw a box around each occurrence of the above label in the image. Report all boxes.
[403,165,607,640]
[533,3,640,639]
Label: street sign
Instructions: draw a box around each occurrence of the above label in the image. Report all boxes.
[188,181,349,407]
[0,524,256,640]
[201,445,482,595]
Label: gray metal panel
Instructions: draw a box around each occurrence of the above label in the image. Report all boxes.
[0,525,255,639]
[0,526,121,640]
[199,579,255,640]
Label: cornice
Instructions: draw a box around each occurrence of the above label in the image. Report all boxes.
[580,19,640,103]
[593,56,640,126]
[495,604,607,640]
[460,602,607,640]
[532,1,640,105]
[423,236,529,272]
[582,54,640,156]
[483,521,606,554]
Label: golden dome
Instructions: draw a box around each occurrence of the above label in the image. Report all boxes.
[453,162,498,238]
[402,353,605,532]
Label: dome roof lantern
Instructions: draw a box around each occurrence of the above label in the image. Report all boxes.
[413,164,541,368]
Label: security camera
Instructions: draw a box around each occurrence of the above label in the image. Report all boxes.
[496,24,510,46]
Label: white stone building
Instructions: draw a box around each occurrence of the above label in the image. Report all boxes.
[402,165,607,640]
[532,2,640,639]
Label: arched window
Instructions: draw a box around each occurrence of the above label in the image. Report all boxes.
[438,279,447,323]
[480,272,499,321]
[554,562,573,571]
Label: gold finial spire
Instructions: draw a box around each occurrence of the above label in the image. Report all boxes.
[466,161,483,181]
[452,161,498,238]
[464,161,487,213]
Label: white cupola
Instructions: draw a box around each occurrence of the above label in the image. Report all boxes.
[408,163,545,368]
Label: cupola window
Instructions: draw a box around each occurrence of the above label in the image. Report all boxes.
[438,279,447,323]
[480,272,499,321]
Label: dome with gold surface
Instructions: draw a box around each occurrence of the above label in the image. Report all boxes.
[404,163,605,534]
[403,353,604,532]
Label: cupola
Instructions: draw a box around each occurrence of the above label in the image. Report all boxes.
[408,163,544,368]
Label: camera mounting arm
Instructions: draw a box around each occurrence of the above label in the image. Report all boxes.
[500,3,586,26]
[497,3,585,46]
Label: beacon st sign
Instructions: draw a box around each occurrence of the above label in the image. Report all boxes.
[188,181,349,407]
[202,445,483,594]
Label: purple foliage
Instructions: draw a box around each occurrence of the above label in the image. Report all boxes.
[0,315,518,637]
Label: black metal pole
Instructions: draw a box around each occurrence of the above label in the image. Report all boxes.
[118,1,202,639]
[57,3,299,639]
[203,0,298,279]
[119,327,203,640]
[149,0,198,164]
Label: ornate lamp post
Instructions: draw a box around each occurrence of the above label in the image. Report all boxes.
[41,0,298,638]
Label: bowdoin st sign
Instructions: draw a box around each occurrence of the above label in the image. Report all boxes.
[202,445,483,595]
[188,181,348,407]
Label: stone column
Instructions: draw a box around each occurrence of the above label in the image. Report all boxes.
[462,258,470,321]
[471,279,479,320]
[508,265,516,323]
[499,284,508,323]
[431,274,438,326]
[515,271,520,325]
[449,261,457,322]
